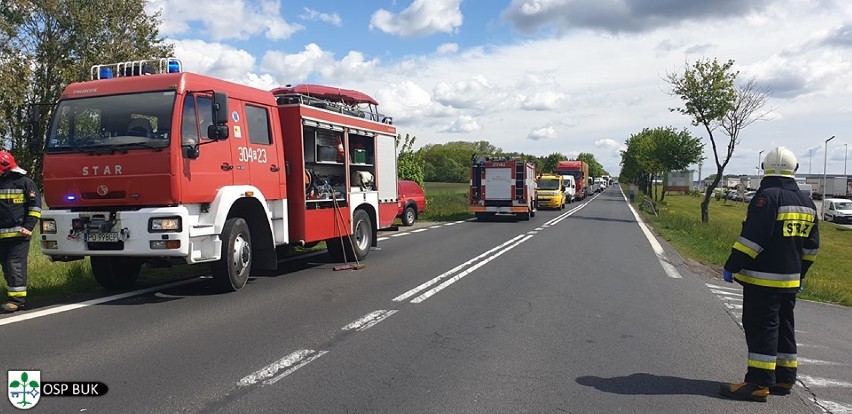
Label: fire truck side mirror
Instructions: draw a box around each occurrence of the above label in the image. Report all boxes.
[208,91,230,140]
[207,124,229,140]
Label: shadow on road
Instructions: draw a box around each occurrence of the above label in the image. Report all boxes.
[576,373,725,398]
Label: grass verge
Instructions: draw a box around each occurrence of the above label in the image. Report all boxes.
[631,188,851,307]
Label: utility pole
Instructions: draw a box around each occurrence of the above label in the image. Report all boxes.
[823,135,835,219]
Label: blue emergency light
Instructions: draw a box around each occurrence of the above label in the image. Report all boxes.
[66,194,77,201]
[99,67,113,79]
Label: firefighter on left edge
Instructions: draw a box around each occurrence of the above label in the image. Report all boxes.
[0,150,42,313]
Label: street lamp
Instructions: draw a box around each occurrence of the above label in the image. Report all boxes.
[845,143,848,177]
[822,135,835,219]
[758,150,765,178]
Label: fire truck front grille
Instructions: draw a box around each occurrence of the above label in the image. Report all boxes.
[87,241,125,251]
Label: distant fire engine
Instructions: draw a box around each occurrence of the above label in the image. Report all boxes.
[469,155,537,221]
[34,57,398,291]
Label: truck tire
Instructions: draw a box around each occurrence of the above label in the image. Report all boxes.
[327,209,372,262]
[401,205,417,226]
[212,217,252,292]
[91,256,142,291]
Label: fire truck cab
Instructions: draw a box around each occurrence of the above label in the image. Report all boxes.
[36,58,397,292]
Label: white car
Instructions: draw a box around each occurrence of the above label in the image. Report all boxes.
[823,198,852,224]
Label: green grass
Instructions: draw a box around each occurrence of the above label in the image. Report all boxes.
[421,182,474,221]
[632,188,852,306]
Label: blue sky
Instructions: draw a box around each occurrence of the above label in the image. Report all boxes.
[146,0,852,177]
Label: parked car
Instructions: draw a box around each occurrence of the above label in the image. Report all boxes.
[823,198,852,224]
[743,191,757,202]
[397,180,426,226]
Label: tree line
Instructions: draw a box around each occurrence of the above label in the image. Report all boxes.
[0,0,171,187]
[396,136,609,185]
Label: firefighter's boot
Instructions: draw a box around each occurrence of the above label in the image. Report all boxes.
[1,302,23,313]
[719,382,769,402]
[769,383,793,396]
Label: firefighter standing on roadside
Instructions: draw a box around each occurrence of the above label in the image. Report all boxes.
[719,146,820,402]
[0,151,41,313]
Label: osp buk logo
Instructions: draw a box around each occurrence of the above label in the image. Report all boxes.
[7,371,40,409]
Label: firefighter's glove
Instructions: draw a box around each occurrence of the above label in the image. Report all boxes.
[722,270,734,283]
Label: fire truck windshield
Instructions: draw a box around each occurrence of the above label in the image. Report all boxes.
[46,91,176,153]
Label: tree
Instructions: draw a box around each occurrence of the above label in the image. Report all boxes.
[396,133,424,184]
[540,152,566,174]
[0,0,172,188]
[666,58,768,222]
[420,140,500,182]
[577,152,605,178]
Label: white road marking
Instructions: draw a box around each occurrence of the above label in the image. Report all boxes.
[818,400,852,414]
[798,343,829,349]
[706,283,740,291]
[153,292,186,299]
[238,349,328,387]
[342,310,398,332]
[412,228,428,233]
[623,192,682,279]
[799,375,852,388]
[429,225,442,229]
[0,278,202,326]
[392,235,526,302]
[711,289,743,298]
[377,236,389,241]
[411,235,534,303]
[799,357,848,366]
[390,232,409,237]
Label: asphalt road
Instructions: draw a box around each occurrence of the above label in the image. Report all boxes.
[1,187,849,413]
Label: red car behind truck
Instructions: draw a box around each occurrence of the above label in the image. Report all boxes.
[34,57,398,292]
[397,180,426,226]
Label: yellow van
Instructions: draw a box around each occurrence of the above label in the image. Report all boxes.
[536,174,566,210]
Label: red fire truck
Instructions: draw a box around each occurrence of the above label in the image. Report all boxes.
[35,58,398,291]
[469,155,537,221]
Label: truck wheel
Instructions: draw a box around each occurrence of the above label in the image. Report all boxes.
[401,205,417,226]
[91,256,142,291]
[349,209,372,260]
[327,209,372,262]
[212,217,252,292]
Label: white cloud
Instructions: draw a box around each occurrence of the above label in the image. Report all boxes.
[528,126,557,141]
[440,115,481,133]
[260,43,334,83]
[147,0,302,41]
[437,43,460,54]
[172,39,256,82]
[299,7,342,26]
[370,0,463,38]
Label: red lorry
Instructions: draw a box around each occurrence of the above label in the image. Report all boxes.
[469,156,537,221]
[556,160,589,200]
[35,57,398,291]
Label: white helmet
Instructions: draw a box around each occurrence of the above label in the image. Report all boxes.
[762,146,798,177]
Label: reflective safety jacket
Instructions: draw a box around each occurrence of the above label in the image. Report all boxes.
[0,172,42,239]
[724,177,819,293]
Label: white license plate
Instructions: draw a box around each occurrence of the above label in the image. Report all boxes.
[86,233,119,242]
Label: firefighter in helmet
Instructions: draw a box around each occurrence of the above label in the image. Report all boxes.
[0,151,41,313]
[719,146,819,401]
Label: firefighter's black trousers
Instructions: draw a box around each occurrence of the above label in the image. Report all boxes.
[742,285,797,386]
[0,238,30,305]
